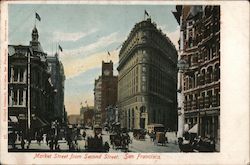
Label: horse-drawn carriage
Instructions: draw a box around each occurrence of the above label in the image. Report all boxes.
[109,124,131,151]
[93,125,102,136]
[133,129,146,140]
[110,133,130,151]
[85,125,109,152]
[155,132,167,145]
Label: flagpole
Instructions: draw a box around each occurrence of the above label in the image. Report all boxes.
[34,12,36,27]
[52,42,54,56]
[57,42,58,54]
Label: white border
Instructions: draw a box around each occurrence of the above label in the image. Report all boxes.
[0,1,249,165]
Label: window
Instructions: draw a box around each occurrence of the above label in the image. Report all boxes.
[13,68,18,82]
[12,67,26,83]
[8,90,11,106]
[13,90,18,105]
[142,76,146,82]
[19,90,24,105]
[20,68,25,82]
[142,85,146,92]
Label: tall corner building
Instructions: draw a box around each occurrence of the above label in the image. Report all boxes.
[173,5,220,150]
[47,53,65,123]
[117,18,178,131]
[94,61,118,126]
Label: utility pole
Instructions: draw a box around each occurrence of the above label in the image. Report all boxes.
[27,51,31,135]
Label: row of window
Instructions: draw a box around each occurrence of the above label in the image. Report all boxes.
[184,88,220,110]
[8,89,26,106]
[184,64,220,91]
[9,67,26,83]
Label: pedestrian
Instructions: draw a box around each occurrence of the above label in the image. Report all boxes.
[49,139,54,151]
[104,142,110,152]
[21,136,25,150]
[165,132,168,143]
[55,144,61,151]
[46,134,49,145]
[26,135,31,149]
[12,131,17,149]
[82,131,86,140]
[54,136,59,149]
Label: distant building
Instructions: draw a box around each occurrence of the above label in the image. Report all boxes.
[173,5,220,150]
[67,114,81,125]
[117,18,178,130]
[106,105,119,126]
[47,53,65,123]
[94,61,118,126]
[8,26,55,138]
[80,106,94,127]
[94,78,102,125]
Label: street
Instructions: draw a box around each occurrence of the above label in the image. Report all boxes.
[9,129,180,152]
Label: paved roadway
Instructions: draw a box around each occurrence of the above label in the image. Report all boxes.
[9,129,180,152]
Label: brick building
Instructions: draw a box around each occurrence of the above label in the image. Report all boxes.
[94,61,118,126]
[173,5,220,150]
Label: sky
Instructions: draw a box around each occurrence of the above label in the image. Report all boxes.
[9,3,179,115]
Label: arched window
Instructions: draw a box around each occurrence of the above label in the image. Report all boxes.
[207,66,213,83]
[188,37,193,48]
[214,63,220,81]
[201,69,206,85]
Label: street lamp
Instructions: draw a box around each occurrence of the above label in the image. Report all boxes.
[177,58,189,138]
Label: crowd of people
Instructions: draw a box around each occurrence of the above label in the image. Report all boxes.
[178,132,216,152]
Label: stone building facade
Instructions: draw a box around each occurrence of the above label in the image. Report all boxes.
[8,26,55,137]
[117,18,178,131]
[173,5,220,150]
[94,77,102,125]
[94,61,118,126]
[80,106,94,127]
[47,53,65,124]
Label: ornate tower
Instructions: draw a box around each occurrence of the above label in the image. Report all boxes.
[30,26,42,52]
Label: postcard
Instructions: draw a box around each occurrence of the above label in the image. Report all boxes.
[0,0,249,164]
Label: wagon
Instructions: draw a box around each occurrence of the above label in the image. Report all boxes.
[133,129,146,140]
[85,136,107,152]
[110,133,130,151]
[93,125,102,136]
[155,132,166,145]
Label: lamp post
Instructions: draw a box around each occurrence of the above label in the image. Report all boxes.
[177,58,189,138]
[27,50,31,139]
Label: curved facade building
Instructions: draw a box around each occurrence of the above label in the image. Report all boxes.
[117,18,178,131]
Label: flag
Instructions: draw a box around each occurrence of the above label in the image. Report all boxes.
[145,10,149,16]
[108,51,110,56]
[58,45,63,52]
[35,12,41,21]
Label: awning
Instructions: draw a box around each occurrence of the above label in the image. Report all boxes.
[32,117,48,128]
[188,124,198,134]
[9,116,18,123]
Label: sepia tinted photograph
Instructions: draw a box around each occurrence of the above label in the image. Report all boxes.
[7,4,220,153]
